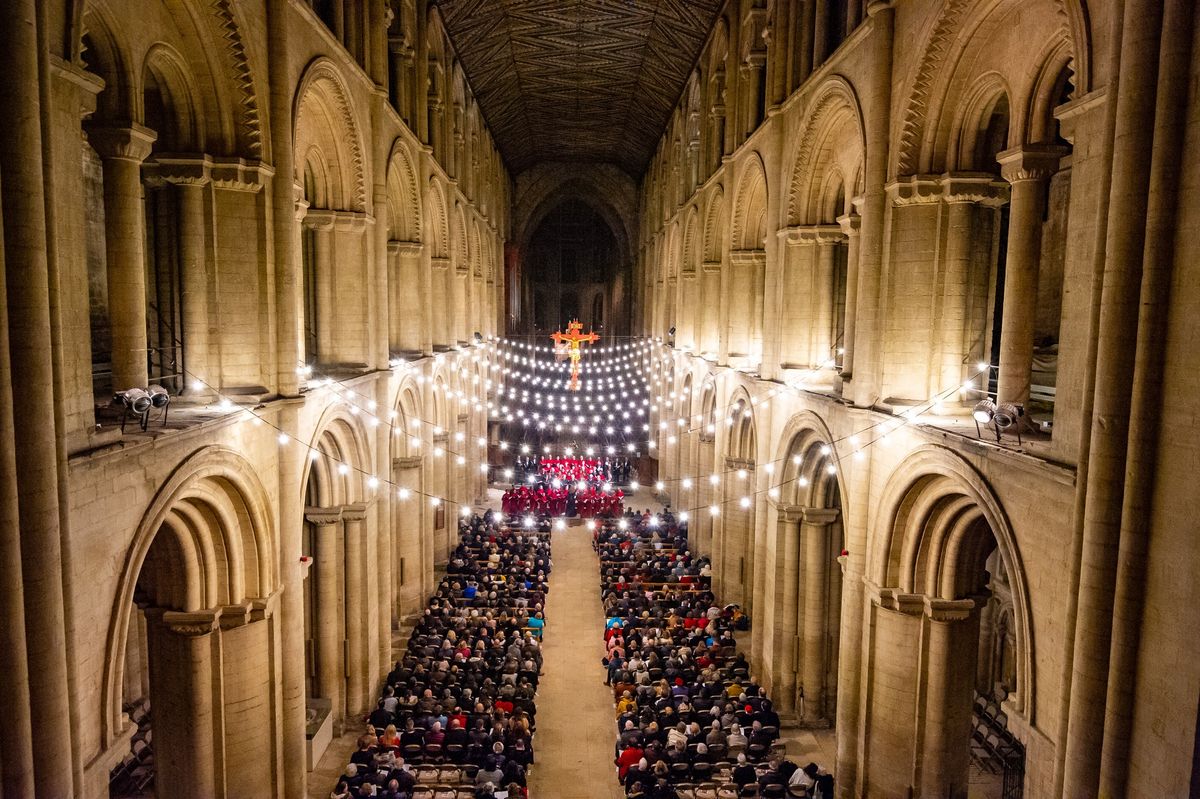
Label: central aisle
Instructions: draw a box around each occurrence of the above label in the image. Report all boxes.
[529,522,624,799]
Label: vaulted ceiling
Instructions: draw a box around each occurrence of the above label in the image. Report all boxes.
[435,0,724,176]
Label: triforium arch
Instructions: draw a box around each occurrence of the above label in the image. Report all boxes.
[102,447,277,798]
[894,0,1086,178]
[728,155,768,362]
[424,179,452,348]
[294,57,366,213]
[385,140,425,353]
[764,413,846,725]
[714,387,758,609]
[300,406,378,731]
[861,444,1033,798]
[780,76,865,375]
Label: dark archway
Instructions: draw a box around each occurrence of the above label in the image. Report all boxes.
[515,199,630,336]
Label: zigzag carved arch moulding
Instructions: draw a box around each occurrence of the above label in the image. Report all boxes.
[894,0,1090,177]
[786,75,866,226]
[294,56,368,212]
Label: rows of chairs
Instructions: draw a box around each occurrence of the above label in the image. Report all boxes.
[328,513,550,798]
[108,699,154,797]
[597,511,816,799]
[971,688,1024,774]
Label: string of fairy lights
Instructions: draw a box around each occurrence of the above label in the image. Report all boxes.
[165,333,990,524]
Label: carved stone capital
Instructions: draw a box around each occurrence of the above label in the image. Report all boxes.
[778,224,845,246]
[729,248,766,266]
[701,260,722,274]
[874,587,924,616]
[218,601,254,630]
[393,455,424,470]
[209,158,274,192]
[772,502,806,524]
[388,239,423,257]
[144,155,211,188]
[89,124,156,163]
[886,174,941,206]
[836,212,861,236]
[997,145,1069,184]
[304,506,343,526]
[303,209,337,231]
[160,609,220,637]
[431,256,451,271]
[802,507,841,526]
[938,172,1010,206]
[924,596,976,622]
[341,502,370,523]
[724,456,755,471]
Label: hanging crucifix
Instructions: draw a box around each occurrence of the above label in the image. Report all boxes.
[551,319,600,391]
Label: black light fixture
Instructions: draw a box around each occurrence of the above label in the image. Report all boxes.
[114,386,171,432]
[473,331,483,344]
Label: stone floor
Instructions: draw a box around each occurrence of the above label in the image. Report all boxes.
[526,519,627,799]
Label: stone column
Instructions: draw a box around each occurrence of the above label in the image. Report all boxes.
[431,256,451,348]
[156,159,213,393]
[996,145,1065,406]
[304,210,336,363]
[800,507,839,725]
[0,5,76,791]
[849,1,894,408]
[917,598,980,799]
[394,456,425,618]
[727,250,764,362]
[773,505,803,713]
[812,228,845,369]
[0,191,35,794]
[306,508,344,728]
[836,209,862,375]
[938,174,1009,391]
[147,609,220,799]
[276,406,308,799]
[90,125,156,390]
[342,504,368,716]
[268,0,301,396]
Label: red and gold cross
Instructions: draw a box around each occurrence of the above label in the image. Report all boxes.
[551,319,600,391]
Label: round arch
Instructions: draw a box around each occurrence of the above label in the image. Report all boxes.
[731,155,768,251]
[385,140,422,242]
[100,446,275,745]
[871,444,1034,715]
[785,77,865,226]
[294,57,367,211]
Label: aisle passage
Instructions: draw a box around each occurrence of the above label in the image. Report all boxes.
[529,522,624,799]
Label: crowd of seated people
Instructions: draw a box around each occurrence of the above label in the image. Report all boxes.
[595,509,833,799]
[328,511,551,799]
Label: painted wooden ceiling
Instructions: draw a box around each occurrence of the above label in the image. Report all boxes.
[435,0,723,175]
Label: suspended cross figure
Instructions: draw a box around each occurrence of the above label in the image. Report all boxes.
[550,319,600,391]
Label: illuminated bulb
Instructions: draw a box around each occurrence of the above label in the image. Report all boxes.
[709,505,720,517]
[826,463,838,475]
[479,463,489,474]
[679,511,689,523]
[433,446,444,457]
[739,496,751,508]
[277,433,289,446]
[461,505,472,517]
[618,519,629,531]
[736,469,747,480]
[367,475,380,490]
[768,487,780,499]
[820,444,832,456]
[682,478,692,489]
[523,516,534,528]
[709,474,720,486]
[338,463,350,476]
[397,488,410,500]
[430,497,441,507]
[456,455,466,465]
[586,520,596,531]
[630,480,639,490]
[555,519,566,531]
